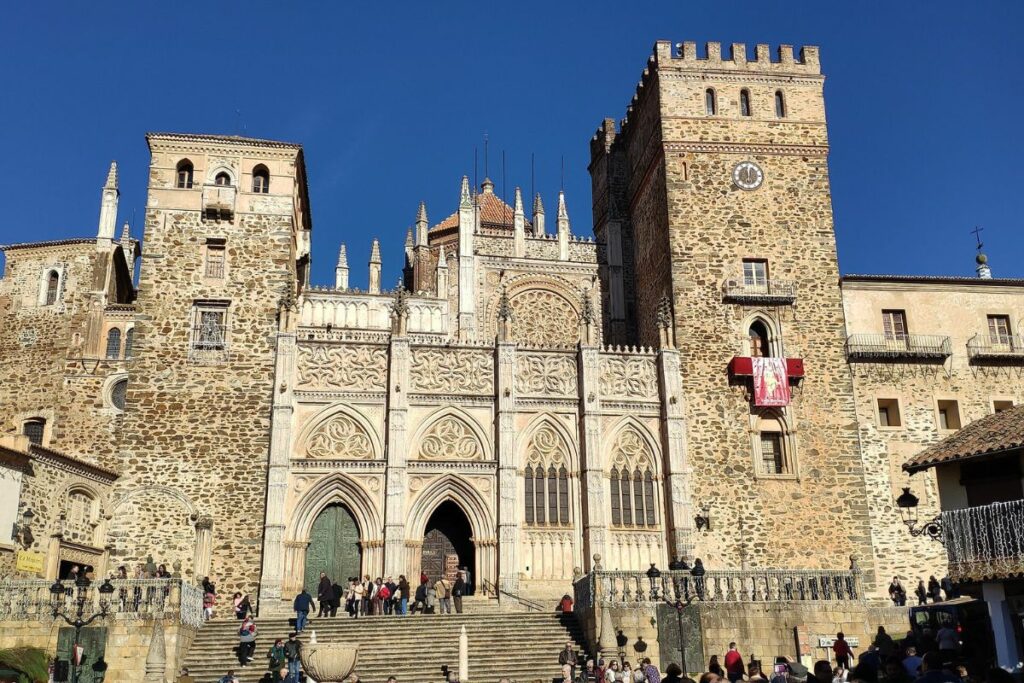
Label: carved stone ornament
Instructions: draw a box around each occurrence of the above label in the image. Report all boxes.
[296,345,387,391]
[526,424,569,466]
[417,416,484,461]
[599,356,658,398]
[611,426,655,472]
[516,354,577,396]
[306,413,375,460]
[510,289,579,347]
[409,348,493,394]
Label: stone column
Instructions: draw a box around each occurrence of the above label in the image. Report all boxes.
[983,581,1021,669]
[384,334,411,577]
[658,347,695,560]
[578,344,607,569]
[193,516,213,581]
[258,331,296,609]
[496,340,519,593]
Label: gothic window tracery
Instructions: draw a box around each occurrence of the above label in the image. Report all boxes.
[305,412,375,460]
[509,289,579,347]
[417,415,484,461]
[609,426,657,528]
[523,424,571,526]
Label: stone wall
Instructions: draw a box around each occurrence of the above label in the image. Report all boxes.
[0,618,197,683]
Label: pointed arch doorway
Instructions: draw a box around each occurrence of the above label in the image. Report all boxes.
[421,501,474,588]
[304,503,362,591]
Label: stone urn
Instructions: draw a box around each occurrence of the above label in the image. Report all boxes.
[300,642,359,683]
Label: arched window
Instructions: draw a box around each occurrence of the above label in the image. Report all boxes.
[620,473,632,525]
[547,466,558,523]
[558,466,569,525]
[214,172,231,186]
[740,89,752,117]
[524,466,535,524]
[105,328,122,359]
[110,378,128,411]
[749,320,770,358]
[610,469,621,526]
[64,488,97,543]
[534,467,545,524]
[644,471,656,526]
[44,271,59,305]
[775,91,786,118]
[23,419,45,445]
[124,328,135,358]
[252,165,270,193]
[705,89,717,116]
[176,160,194,189]
[633,470,645,527]
[758,415,787,474]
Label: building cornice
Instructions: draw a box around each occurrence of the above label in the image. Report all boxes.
[663,141,829,157]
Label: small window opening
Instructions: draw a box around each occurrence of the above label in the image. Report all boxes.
[937,400,962,430]
[775,91,786,118]
[877,398,902,427]
[705,89,717,115]
[740,89,752,117]
[252,165,270,194]
[176,160,194,189]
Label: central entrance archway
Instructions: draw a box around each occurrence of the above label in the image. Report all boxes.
[304,503,361,591]
[421,501,474,588]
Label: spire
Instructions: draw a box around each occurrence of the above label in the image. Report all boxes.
[119,221,131,243]
[556,190,570,260]
[368,239,382,294]
[533,193,546,235]
[513,187,526,258]
[335,244,350,289]
[104,161,118,190]
[480,177,495,195]
[97,160,120,243]
[435,245,448,296]
[391,278,410,335]
[436,244,448,269]
[416,201,429,246]
[459,176,472,208]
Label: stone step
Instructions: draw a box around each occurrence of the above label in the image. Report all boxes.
[182,612,588,683]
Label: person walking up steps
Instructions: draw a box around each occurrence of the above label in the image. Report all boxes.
[453,573,466,613]
[284,631,302,683]
[435,575,452,614]
[293,588,315,633]
[237,616,257,666]
[725,642,745,683]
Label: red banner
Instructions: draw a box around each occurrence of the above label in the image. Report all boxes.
[752,356,790,407]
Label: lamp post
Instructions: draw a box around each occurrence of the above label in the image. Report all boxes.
[670,563,704,676]
[49,574,115,683]
[646,563,662,601]
[11,507,35,549]
[895,487,944,542]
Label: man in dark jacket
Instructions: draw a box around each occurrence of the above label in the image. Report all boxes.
[292,589,315,633]
[330,581,343,617]
[283,632,303,683]
[413,580,428,614]
[317,572,333,617]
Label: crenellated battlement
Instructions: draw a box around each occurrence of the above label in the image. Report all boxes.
[653,40,821,74]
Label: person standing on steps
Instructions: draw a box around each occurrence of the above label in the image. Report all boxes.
[351,577,365,619]
[292,588,315,633]
[725,642,745,683]
[398,574,411,615]
[237,615,257,665]
[559,641,578,682]
[217,671,239,683]
[268,638,286,672]
[915,579,928,606]
[414,577,428,614]
[435,574,452,614]
[452,573,465,613]
[317,571,333,617]
[284,631,303,683]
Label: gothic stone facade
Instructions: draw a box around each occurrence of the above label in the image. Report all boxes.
[2,42,1023,606]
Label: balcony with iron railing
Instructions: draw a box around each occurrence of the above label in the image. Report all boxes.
[942,499,1024,582]
[967,334,1024,364]
[201,183,237,218]
[722,278,797,305]
[845,334,952,362]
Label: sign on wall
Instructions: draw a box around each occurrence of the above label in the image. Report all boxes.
[15,549,45,574]
[818,636,860,648]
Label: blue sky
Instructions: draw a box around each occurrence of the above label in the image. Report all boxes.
[1,2,1021,288]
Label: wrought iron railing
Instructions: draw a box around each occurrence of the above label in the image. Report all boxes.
[943,500,1024,581]
[481,579,545,612]
[574,568,861,607]
[845,334,951,361]
[967,334,1024,363]
[0,578,204,628]
[722,279,797,305]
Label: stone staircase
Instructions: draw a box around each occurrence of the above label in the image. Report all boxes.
[181,605,589,682]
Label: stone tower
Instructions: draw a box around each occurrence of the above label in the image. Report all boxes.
[592,42,879,588]
[112,134,311,595]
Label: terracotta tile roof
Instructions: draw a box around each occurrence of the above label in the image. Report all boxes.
[904,404,1024,473]
[430,182,531,234]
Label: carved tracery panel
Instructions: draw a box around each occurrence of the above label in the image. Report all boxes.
[417,416,485,461]
[515,354,577,396]
[409,348,493,395]
[305,413,375,460]
[599,356,658,399]
[510,290,578,348]
[296,345,387,392]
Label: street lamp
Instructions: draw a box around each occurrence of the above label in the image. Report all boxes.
[11,507,35,549]
[646,563,662,600]
[50,575,115,683]
[895,487,944,542]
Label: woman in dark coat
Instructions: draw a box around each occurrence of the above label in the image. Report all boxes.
[317,572,333,617]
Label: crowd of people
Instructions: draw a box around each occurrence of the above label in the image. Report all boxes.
[887,576,958,607]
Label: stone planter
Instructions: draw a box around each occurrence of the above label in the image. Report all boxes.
[300,642,359,683]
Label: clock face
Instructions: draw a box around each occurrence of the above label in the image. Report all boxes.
[732,161,764,191]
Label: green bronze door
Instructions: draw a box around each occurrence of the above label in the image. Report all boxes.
[305,504,362,592]
[57,626,107,683]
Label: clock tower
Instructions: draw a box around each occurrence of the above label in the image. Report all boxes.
[590,41,880,590]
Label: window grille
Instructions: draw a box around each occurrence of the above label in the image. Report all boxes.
[205,246,225,278]
[189,303,230,363]
[760,432,784,474]
[111,379,128,411]
[23,420,45,445]
[105,328,122,359]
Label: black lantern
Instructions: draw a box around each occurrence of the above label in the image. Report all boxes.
[646,563,661,600]
[895,486,944,542]
[49,579,64,606]
[896,487,919,526]
[695,506,711,532]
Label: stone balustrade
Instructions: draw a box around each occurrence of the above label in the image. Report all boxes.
[573,567,862,608]
[0,578,205,628]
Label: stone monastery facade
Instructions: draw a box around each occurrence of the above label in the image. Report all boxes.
[2,40,1023,609]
